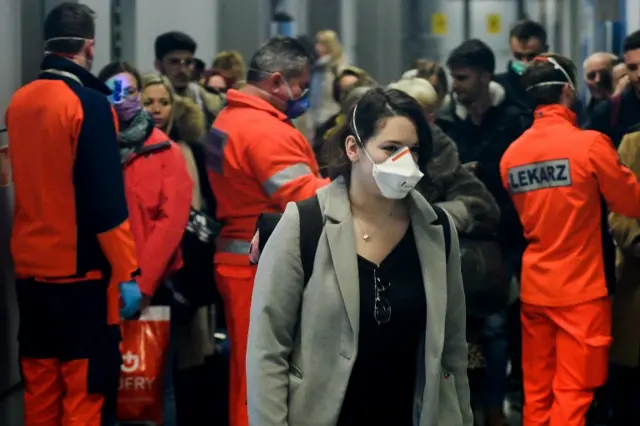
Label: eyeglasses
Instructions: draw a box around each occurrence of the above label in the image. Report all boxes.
[373,269,391,325]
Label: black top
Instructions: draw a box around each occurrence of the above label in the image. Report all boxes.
[337,227,426,426]
[588,86,640,147]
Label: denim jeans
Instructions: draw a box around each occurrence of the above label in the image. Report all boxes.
[161,323,177,426]
[480,309,509,409]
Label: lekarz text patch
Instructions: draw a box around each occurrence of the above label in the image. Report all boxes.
[508,159,571,194]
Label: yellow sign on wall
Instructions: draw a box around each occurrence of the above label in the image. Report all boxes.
[486,14,502,34]
[431,13,448,35]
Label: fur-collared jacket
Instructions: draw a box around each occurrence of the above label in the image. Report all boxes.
[418,124,500,235]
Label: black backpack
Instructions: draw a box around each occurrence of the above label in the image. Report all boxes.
[296,195,451,285]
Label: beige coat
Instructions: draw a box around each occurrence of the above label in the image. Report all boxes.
[609,131,640,368]
[247,177,472,426]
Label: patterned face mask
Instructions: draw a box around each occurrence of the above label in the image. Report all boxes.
[106,74,142,122]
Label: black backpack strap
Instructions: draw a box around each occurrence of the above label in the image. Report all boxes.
[431,205,451,262]
[297,195,324,285]
[188,142,217,217]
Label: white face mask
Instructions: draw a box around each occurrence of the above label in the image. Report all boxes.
[352,104,424,199]
[525,56,575,92]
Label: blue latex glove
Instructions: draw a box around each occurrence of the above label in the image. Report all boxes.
[120,280,142,319]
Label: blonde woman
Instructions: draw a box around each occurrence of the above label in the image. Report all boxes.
[142,74,176,134]
[310,30,348,131]
[141,74,223,425]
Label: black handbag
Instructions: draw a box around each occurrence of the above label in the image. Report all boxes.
[458,234,510,318]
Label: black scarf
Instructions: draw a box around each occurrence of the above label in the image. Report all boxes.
[119,109,156,162]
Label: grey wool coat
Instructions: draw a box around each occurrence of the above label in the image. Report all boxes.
[246,177,473,426]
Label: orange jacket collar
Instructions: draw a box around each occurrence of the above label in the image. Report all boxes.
[225,88,289,122]
[533,104,577,125]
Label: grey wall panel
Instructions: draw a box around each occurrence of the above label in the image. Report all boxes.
[307,0,341,37]
[469,0,518,74]
[21,0,46,84]
[355,0,403,84]
[117,0,138,67]
[218,0,271,66]
[401,0,443,70]
[80,0,112,73]
[117,0,219,73]
[0,0,22,422]
[340,0,357,63]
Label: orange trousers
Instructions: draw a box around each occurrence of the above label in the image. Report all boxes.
[215,263,257,426]
[17,278,121,426]
[521,297,611,426]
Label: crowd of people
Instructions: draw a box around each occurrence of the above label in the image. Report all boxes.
[5,2,640,426]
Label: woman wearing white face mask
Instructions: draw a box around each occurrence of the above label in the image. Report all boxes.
[247,88,472,426]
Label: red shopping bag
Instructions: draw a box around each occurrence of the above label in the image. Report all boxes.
[117,306,171,424]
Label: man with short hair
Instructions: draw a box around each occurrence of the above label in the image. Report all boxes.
[192,57,206,82]
[583,52,618,111]
[207,36,329,426]
[589,30,640,146]
[501,53,640,426]
[495,19,548,107]
[6,3,139,425]
[437,38,530,426]
[154,31,223,129]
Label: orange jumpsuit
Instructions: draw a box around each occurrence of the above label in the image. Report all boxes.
[500,104,640,426]
[6,55,138,425]
[207,89,329,426]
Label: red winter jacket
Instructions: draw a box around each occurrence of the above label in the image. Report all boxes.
[123,127,193,296]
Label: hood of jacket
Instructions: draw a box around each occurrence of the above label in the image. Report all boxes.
[440,81,507,121]
[171,95,206,144]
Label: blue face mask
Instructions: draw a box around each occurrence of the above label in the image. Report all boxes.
[286,90,310,119]
[283,81,310,119]
[511,60,528,75]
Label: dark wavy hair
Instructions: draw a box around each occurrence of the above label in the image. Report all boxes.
[323,87,433,183]
[97,61,142,90]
